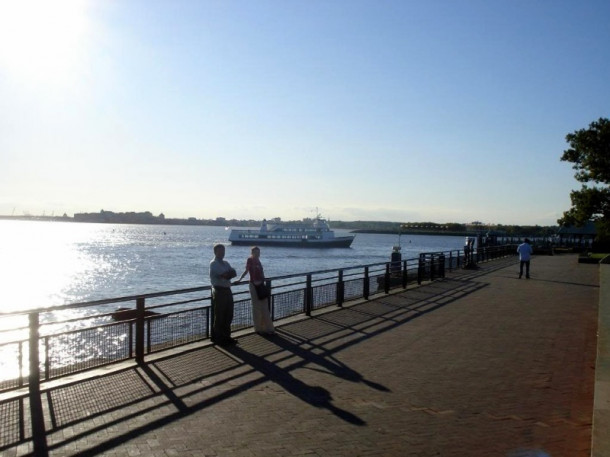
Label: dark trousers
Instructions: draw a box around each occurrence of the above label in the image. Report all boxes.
[519,260,530,278]
[212,287,234,343]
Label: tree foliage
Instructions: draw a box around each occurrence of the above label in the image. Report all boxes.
[559,117,610,237]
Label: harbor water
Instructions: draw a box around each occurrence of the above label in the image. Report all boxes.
[0,219,466,314]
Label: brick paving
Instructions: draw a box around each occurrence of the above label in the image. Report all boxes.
[0,254,599,457]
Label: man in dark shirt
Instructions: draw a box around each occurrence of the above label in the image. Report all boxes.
[209,244,238,346]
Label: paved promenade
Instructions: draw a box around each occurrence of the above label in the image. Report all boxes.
[2,254,600,456]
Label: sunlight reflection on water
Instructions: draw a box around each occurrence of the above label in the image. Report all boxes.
[0,220,110,312]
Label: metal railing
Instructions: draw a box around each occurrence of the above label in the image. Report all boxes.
[0,244,518,455]
[0,245,516,394]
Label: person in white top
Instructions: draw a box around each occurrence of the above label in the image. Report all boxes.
[517,239,533,279]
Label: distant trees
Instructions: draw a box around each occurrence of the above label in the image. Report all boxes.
[559,117,610,239]
[71,210,259,227]
[64,210,562,237]
[400,222,466,232]
[74,210,162,224]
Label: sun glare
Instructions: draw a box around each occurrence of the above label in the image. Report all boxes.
[0,0,91,86]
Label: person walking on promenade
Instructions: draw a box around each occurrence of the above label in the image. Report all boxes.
[238,246,275,335]
[517,238,533,279]
[210,244,238,346]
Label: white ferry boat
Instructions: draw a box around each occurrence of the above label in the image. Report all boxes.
[228,216,355,248]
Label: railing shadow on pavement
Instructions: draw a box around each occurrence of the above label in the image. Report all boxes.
[513,276,600,288]
[0,259,505,457]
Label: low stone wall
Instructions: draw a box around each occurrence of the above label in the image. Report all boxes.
[592,258,610,456]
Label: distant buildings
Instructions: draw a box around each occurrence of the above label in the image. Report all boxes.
[557,221,597,247]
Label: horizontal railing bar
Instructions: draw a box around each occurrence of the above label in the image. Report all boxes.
[146,297,209,311]
[0,285,214,316]
[154,305,209,318]
[0,324,29,334]
[1,251,468,317]
[40,319,131,338]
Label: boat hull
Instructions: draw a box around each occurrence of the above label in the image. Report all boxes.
[229,237,354,248]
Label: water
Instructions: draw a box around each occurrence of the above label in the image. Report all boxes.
[0,219,466,314]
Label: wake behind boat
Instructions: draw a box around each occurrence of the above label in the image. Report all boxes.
[228,216,355,248]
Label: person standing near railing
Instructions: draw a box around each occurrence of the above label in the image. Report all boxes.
[238,246,276,336]
[210,244,238,346]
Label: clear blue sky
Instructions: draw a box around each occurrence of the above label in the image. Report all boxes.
[1,0,609,225]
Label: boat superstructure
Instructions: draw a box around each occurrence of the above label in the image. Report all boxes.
[228,216,354,248]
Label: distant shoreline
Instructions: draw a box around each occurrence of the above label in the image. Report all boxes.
[0,216,480,237]
[0,213,558,238]
[351,229,471,236]
[0,214,250,227]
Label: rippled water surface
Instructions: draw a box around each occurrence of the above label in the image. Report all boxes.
[0,220,466,313]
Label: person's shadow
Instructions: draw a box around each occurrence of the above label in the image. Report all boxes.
[227,340,369,426]
[269,332,390,392]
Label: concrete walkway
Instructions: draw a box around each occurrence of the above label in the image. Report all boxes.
[1,254,599,456]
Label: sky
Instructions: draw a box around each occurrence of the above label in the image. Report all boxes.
[1,0,609,226]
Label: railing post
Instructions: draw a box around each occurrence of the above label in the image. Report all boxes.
[384,263,390,294]
[210,291,215,341]
[430,254,436,281]
[418,254,424,284]
[28,312,48,455]
[135,297,145,364]
[305,274,313,316]
[337,270,344,307]
[18,342,24,388]
[266,279,273,318]
[363,267,370,299]
[128,322,134,358]
[440,254,445,278]
[448,251,453,271]
[402,260,408,288]
[146,319,152,355]
[44,335,50,380]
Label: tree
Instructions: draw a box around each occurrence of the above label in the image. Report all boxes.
[559,117,610,238]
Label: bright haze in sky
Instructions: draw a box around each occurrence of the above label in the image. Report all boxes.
[1,0,609,226]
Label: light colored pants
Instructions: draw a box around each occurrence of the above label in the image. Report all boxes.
[249,283,275,334]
